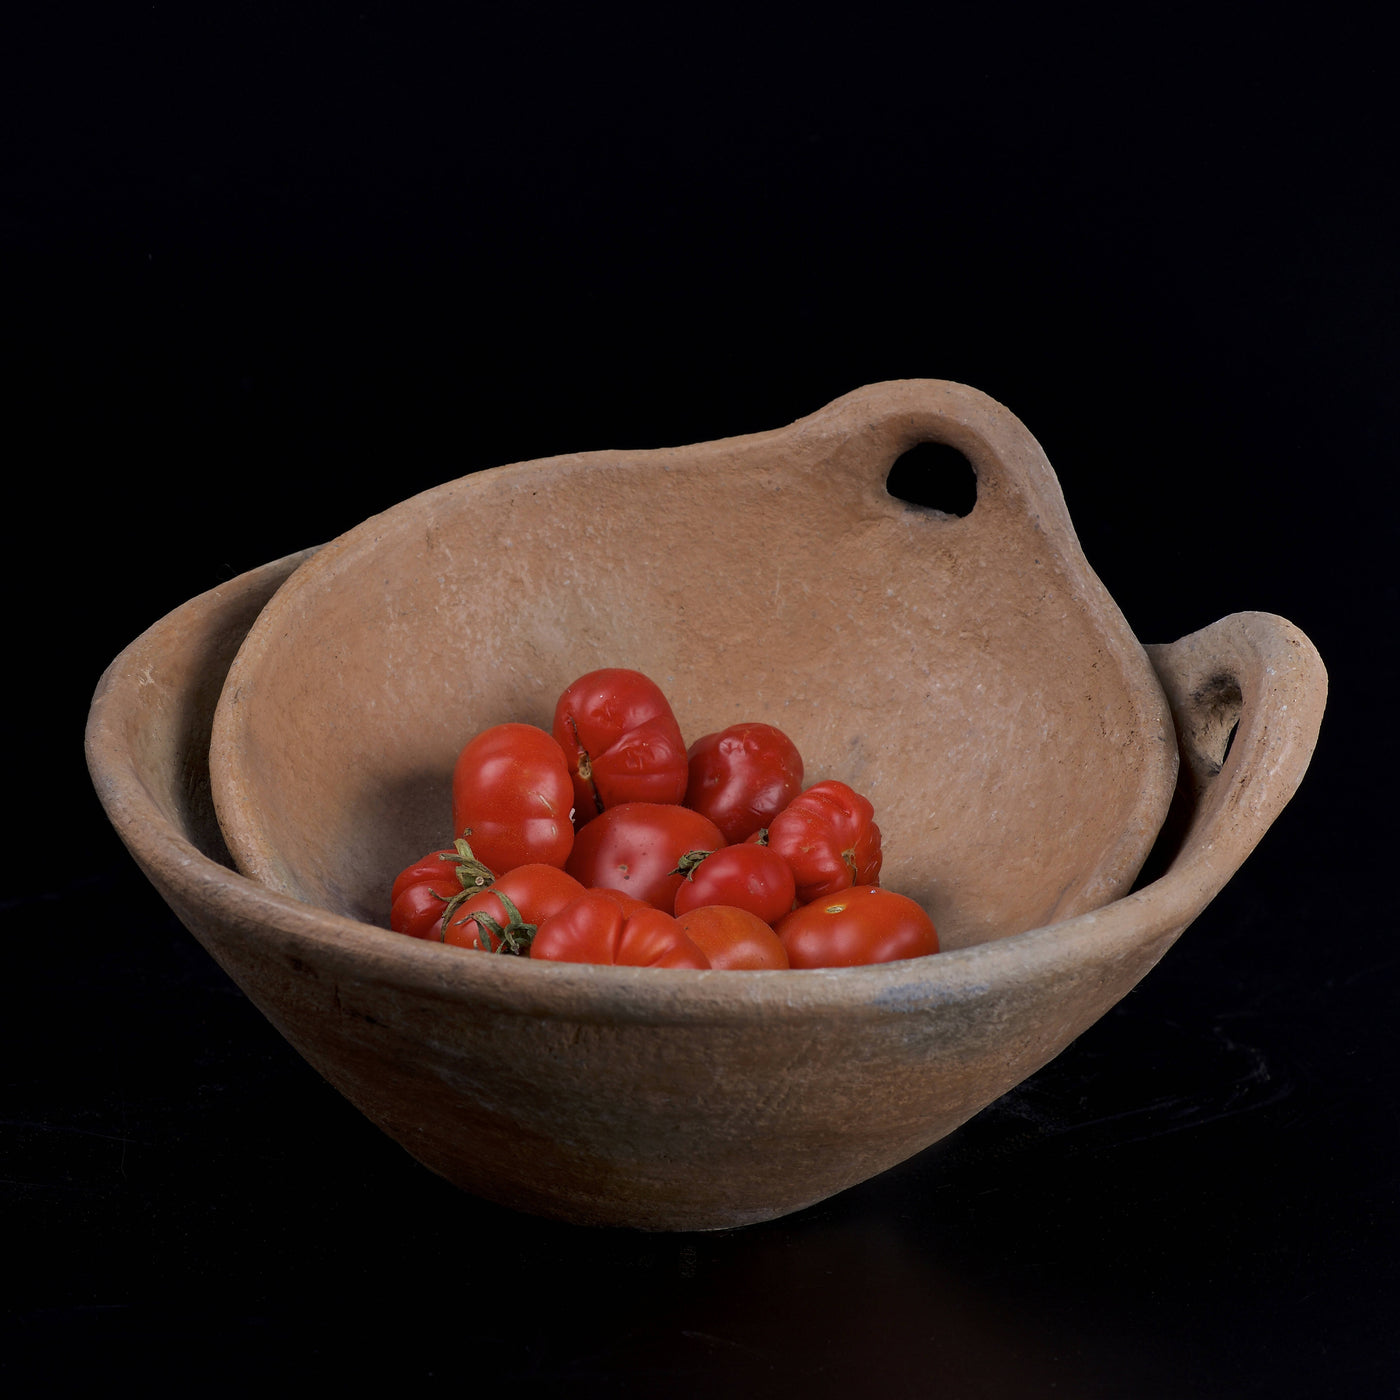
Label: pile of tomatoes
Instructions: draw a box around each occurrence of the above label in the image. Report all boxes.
[389,668,938,970]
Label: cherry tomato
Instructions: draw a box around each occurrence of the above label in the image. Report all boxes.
[444,863,587,952]
[552,668,689,821]
[776,886,938,968]
[530,891,710,968]
[452,722,575,874]
[763,779,883,903]
[673,905,790,970]
[684,722,804,843]
[672,843,796,925]
[389,839,495,940]
[565,802,725,911]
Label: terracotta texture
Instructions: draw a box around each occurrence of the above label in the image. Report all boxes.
[86,382,1327,1230]
[210,381,1180,945]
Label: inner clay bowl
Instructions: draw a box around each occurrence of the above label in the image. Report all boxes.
[211,380,1180,944]
[87,381,1327,1230]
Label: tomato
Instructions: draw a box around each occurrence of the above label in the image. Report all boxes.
[672,842,796,925]
[452,722,575,874]
[763,779,883,903]
[565,802,726,911]
[444,863,587,952]
[684,722,804,843]
[530,891,710,968]
[776,886,938,968]
[552,668,689,821]
[673,905,790,970]
[389,839,495,940]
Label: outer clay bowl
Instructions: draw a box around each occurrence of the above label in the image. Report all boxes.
[87,382,1326,1230]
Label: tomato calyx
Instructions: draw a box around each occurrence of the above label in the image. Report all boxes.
[670,848,716,880]
[431,836,498,934]
[453,889,537,955]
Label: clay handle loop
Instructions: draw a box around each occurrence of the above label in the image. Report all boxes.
[799,379,1080,540]
[1144,611,1327,894]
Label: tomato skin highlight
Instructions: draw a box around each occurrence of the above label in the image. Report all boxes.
[530,892,710,968]
[552,668,689,820]
[764,779,883,903]
[452,723,574,874]
[776,886,938,968]
[674,905,790,970]
[672,843,796,925]
[444,864,586,951]
[565,802,726,911]
[684,722,805,843]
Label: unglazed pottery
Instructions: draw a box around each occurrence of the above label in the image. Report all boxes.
[86,381,1326,1230]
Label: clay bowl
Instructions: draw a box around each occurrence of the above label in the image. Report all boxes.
[87,381,1326,1230]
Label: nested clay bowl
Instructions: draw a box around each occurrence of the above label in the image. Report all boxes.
[86,381,1326,1230]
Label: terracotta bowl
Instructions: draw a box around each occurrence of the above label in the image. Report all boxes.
[87,381,1326,1230]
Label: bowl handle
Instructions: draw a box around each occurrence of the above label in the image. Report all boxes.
[792,378,1082,538]
[1142,611,1327,891]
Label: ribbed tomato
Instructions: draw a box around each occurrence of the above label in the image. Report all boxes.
[530,891,710,968]
[684,722,804,843]
[552,668,689,821]
[762,779,882,903]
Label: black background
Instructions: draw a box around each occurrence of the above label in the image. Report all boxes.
[5,4,1396,1394]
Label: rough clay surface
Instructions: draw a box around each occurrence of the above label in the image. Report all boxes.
[211,381,1180,945]
[86,381,1327,1230]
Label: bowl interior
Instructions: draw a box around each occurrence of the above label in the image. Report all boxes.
[210,381,1177,950]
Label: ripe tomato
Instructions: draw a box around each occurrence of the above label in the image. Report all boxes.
[684,722,804,843]
[444,863,587,952]
[776,886,938,968]
[673,905,790,970]
[763,779,883,903]
[389,839,495,940]
[452,722,575,875]
[565,802,726,911]
[672,842,796,925]
[552,668,689,821]
[530,891,710,968]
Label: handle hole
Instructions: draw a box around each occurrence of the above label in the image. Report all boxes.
[884,441,977,518]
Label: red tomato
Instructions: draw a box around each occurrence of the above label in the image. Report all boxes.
[673,905,790,970]
[763,779,883,903]
[444,864,587,952]
[389,840,495,940]
[684,722,804,843]
[552,668,689,821]
[776,886,938,968]
[672,843,796,925]
[565,802,726,911]
[452,722,574,875]
[530,892,710,968]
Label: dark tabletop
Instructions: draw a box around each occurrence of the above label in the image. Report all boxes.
[5,5,1396,1395]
